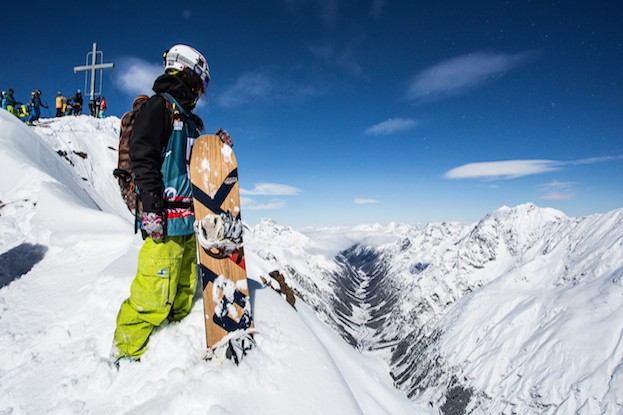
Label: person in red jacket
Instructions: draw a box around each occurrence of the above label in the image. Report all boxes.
[99,96,108,118]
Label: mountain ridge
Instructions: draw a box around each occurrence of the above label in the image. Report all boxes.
[249,203,623,414]
[2,113,621,414]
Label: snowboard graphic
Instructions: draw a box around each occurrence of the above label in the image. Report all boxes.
[189,134,254,361]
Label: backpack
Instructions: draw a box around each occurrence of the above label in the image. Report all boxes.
[113,94,176,231]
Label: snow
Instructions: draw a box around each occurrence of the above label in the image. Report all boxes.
[2,109,622,414]
[221,145,233,164]
[437,208,623,413]
[0,110,423,415]
[247,198,623,413]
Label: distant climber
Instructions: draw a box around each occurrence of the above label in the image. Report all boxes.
[28,90,48,123]
[55,91,66,117]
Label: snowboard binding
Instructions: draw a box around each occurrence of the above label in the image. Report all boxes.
[204,328,257,365]
[194,211,244,258]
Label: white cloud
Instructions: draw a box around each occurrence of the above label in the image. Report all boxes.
[240,182,301,210]
[308,43,365,77]
[538,180,576,190]
[365,118,417,135]
[571,155,623,165]
[216,71,325,108]
[407,51,534,101]
[240,182,302,196]
[540,191,575,201]
[115,58,162,96]
[445,160,562,180]
[445,155,623,181]
[241,197,287,210]
[216,72,273,108]
[537,180,576,201]
[354,198,380,204]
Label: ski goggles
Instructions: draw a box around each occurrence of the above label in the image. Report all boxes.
[193,63,210,92]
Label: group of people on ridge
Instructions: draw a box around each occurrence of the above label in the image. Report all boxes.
[2,88,107,124]
[54,90,107,118]
[2,88,50,123]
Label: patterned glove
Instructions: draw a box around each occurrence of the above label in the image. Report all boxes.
[216,128,233,147]
[141,211,164,241]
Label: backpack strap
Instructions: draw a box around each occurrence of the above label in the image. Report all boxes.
[159,92,185,120]
[157,92,195,214]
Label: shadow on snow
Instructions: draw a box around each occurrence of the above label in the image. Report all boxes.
[0,243,48,289]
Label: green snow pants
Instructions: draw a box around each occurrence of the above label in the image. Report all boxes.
[113,234,197,359]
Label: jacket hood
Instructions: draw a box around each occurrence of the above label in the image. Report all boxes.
[152,74,199,111]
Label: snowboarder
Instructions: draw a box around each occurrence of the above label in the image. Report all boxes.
[55,91,66,117]
[112,44,210,364]
[28,90,48,123]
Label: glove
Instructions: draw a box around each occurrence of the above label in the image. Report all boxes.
[216,128,233,147]
[141,211,165,241]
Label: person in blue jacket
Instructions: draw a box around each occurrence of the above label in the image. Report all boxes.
[28,90,48,123]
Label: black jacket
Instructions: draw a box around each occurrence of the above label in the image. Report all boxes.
[129,74,202,213]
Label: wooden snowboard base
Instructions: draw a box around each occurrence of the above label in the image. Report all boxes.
[189,134,253,350]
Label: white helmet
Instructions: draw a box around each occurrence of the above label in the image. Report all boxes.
[164,44,210,91]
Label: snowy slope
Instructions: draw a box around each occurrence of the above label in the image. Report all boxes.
[249,205,623,414]
[2,110,622,415]
[0,110,424,415]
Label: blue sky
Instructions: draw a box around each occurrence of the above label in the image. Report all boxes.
[2,1,622,227]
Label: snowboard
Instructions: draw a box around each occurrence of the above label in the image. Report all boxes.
[189,134,254,361]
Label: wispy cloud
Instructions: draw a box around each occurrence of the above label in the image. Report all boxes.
[537,181,576,201]
[240,182,302,196]
[241,197,287,210]
[569,155,623,165]
[216,71,325,108]
[308,43,365,77]
[354,198,380,204]
[114,57,162,96]
[365,118,417,135]
[445,155,623,180]
[407,51,534,101]
[240,182,301,211]
[445,159,561,180]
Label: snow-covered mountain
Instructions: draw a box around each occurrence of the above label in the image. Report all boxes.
[249,203,623,414]
[1,111,622,414]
